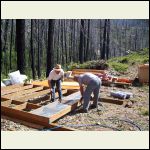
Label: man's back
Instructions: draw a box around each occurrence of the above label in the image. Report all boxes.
[78,73,101,85]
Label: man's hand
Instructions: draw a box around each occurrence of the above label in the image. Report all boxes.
[50,88,52,93]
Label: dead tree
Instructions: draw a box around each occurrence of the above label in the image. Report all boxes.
[16,19,25,74]
[46,19,55,77]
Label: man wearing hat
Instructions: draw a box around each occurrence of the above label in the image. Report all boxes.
[48,64,64,102]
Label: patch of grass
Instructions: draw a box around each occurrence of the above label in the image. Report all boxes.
[138,107,149,116]
[67,60,109,70]
[139,85,149,92]
[108,48,149,72]
[108,62,128,72]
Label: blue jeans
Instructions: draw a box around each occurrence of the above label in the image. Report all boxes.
[83,78,101,111]
[51,79,62,101]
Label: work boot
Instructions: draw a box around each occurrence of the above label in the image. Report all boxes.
[90,104,97,109]
[51,99,55,103]
[78,109,88,113]
[58,99,62,103]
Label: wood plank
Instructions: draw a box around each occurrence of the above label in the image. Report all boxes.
[1,106,50,126]
[100,97,124,105]
[1,84,34,96]
[2,115,44,130]
[1,83,24,91]
[30,91,82,123]
[1,100,24,107]
[1,115,76,131]
[1,105,77,131]
[72,69,105,73]
[32,80,80,90]
[12,89,50,102]
[2,86,44,99]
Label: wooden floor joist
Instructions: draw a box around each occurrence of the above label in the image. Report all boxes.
[100,97,124,105]
[11,89,50,102]
[32,80,80,90]
[1,84,34,96]
[2,85,44,99]
[1,79,129,131]
[72,69,106,74]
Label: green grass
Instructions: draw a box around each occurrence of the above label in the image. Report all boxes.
[108,62,128,72]
[138,107,149,116]
[108,48,149,72]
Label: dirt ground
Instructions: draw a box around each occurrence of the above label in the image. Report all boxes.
[54,85,149,131]
[1,66,149,131]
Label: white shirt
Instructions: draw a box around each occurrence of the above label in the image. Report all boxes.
[48,69,64,81]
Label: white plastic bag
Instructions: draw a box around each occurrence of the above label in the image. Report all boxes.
[1,81,6,87]
[2,79,12,86]
[9,70,24,84]
[20,74,28,81]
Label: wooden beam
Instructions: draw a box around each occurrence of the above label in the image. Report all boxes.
[1,84,34,96]
[72,69,105,73]
[1,106,50,126]
[12,89,50,102]
[1,115,45,130]
[100,97,124,105]
[1,83,24,90]
[2,86,44,99]
[1,100,24,107]
[30,91,82,123]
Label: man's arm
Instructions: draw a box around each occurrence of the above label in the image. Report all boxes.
[61,75,64,82]
[48,80,51,90]
[79,85,84,97]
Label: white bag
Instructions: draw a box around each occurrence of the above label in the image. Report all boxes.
[20,74,28,81]
[1,81,6,87]
[9,70,24,84]
[3,79,12,86]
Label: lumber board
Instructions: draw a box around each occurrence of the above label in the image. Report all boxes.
[13,102,41,111]
[1,106,50,126]
[72,69,105,73]
[12,89,50,102]
[2,86,44,99]
[2,115,45,130]
[72,71,103,76]
[100,97,124,105]
[30,91,82,123]
[1,84,34,96]
[1,115,76,131]
[1,83,24,90]
[1,100,24,107]
[32,80,80,90]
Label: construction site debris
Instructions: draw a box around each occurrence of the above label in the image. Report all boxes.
[110,91,133,99]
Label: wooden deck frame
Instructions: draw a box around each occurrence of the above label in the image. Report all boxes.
[1,80,131,131]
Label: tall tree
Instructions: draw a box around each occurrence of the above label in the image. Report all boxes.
[79,19,84,64]
[46,19,55,77]
[101,19,107,59]
[16,19,25,74]
[37,20,41,78]
[9,20,14,70]
[86,19,90,61]
[30,19,35,79]
[106,19,110,60]
[2,20,9,74]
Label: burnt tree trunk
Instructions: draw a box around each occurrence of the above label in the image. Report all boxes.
[30,19,35,79]
[79,19,84,64]
[46,19,55,77]
[16,19,25,74]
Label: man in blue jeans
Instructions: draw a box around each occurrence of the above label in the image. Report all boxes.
[48,64,64,103]
[74,73,102,113]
